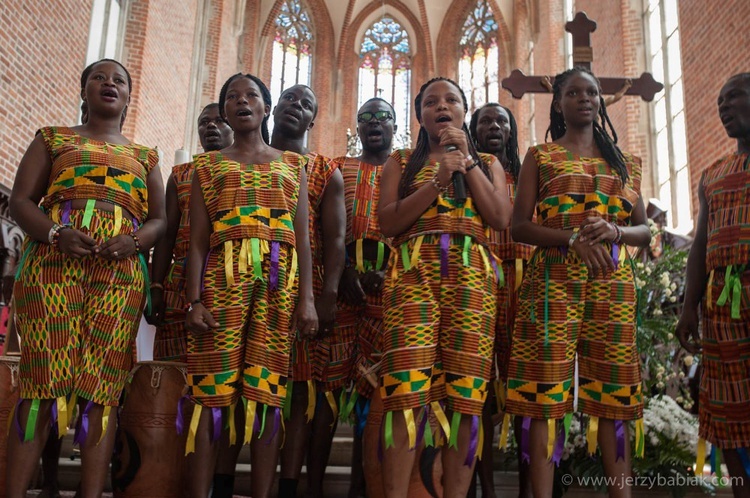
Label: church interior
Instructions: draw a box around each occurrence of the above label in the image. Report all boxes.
[0,0,748,496]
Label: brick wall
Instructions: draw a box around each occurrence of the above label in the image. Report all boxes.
[0,0,91,190]
[679,0,750,216]
[122,0,198,181]
[575,0,652,197]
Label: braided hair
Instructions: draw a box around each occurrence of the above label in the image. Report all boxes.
[218,73,272,144]
[469,103,521,181]
[398,77,489,199]
[546,66,629,186]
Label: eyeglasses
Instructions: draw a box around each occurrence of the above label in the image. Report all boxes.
[357,110,394,123]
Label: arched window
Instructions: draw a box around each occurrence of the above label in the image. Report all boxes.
[357,16,411,148]
[458,0,499,113]
[269,0,313,103]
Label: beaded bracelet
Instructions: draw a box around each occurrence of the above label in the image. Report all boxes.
[465,160,480,173]
[130,233,141,252]
[611,222,623,244]
[150,282,164,291]
[49,224,71,247]
[430,173,449,195]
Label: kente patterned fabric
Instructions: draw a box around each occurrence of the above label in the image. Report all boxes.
[153,162,193,362]
[505,144,644,426]
[488,168,534,384]
[195,150,304,250]
[700,268,750,449]
[15,207,145,407]
[487,169,534,262]
[335,155,390,401]
[703,153,750,272]
[337,156,389,247]
[390,149,493,248]
[379,234,498,451]
[38,126,157,224]
[290,153,339,384]
[171,162,194,261]
[379,149,502,450]
[698,153,750,450]
[187,239,296,409]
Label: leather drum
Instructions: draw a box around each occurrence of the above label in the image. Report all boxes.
[363,389,444,498]
[112,361,189,497]
[0,355,21,498]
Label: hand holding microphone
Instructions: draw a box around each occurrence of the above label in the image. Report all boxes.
[444,144,467,203]
[439,127,472,203]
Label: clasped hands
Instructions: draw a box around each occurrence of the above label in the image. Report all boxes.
[571,216,622,278]
[57,228,137,260]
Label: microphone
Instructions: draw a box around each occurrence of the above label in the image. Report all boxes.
[445,144,467,203]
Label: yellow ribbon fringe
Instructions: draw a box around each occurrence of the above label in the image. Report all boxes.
[547,418,556,460]
[305,380,316,422]
[498,413,511,450]
[56,397,68,439]
[515,258,523,290]
[97,406,111,445]
[228,402,237,446]
[244,400,257,445]
[404,408,416,449]
[113,205,122,235]
[356,239,365,272]
[587,416,599,455]
[696,438,707,475]
[325,391,339,429]
[185,404,202,455]
[431,401,451,442]
[287,249,298,290]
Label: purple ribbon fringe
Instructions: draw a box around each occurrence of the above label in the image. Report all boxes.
[270,241,280,290]
[521,416,531,464]
[74,401,94,446]
[615,419,625,461]
[440,234,450,277]
[465,414,479,466]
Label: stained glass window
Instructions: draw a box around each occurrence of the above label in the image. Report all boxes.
[270,0,313,110]
[458,0,499,114]
[357,16,411,148]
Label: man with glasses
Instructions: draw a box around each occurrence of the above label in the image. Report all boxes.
[333,97,397,498]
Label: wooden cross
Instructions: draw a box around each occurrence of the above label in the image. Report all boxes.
[502,12,664,102]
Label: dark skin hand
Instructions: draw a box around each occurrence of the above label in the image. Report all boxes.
[675,181,708,355]
[146,175,180,325]
[360,270,385,295]
[339,266,366,307]
[315,168,346,339]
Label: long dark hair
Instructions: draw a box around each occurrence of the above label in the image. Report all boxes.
[218,73,272,144]
[469,103,521,181]
[546,66,629,186]
[398,77,489,199]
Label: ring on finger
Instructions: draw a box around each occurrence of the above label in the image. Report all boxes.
[113,250,119,257]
